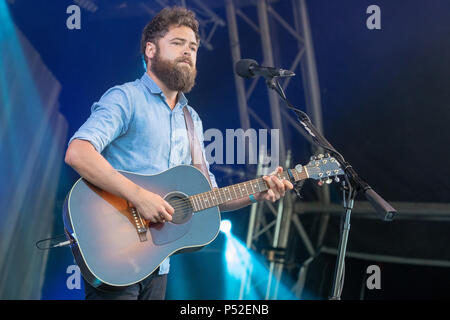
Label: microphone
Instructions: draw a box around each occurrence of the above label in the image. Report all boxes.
[235,59,295,79]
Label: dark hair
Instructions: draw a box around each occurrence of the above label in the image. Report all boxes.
[141,7,200,65]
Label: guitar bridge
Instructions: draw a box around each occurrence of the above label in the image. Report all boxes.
[129,205,148,242]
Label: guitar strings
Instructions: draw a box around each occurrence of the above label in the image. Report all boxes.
[161,174,289,211]
[142,172,294,214]
[166,183,268,212]
[163,176,275,208]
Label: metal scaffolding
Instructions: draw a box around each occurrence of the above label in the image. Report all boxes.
[225,0,330,299]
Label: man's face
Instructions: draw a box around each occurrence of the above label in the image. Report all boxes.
[148,25,198,93]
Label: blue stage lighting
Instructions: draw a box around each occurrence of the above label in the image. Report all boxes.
[220,219,232,234]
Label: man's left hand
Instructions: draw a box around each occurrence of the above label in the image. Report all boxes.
[253,167,294,203]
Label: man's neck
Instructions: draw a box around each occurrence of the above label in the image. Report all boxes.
[147,70,179,110]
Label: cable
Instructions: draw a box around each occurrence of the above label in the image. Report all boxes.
[35,234,74,250]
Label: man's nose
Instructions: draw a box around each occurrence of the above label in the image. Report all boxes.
[183,47,191,56]
[182,43,192,56]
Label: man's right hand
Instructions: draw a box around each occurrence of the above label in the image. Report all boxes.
[65,140,174,224]
[131,188,174,224]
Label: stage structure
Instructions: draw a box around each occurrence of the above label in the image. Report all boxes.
[224,0,331,299]
[217,0,450,300]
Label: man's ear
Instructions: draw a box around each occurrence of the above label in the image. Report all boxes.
[145,42,156,60]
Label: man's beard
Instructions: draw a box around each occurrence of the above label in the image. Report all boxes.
[150,47,197,93]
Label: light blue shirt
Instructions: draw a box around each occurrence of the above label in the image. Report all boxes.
[69,72,218,275]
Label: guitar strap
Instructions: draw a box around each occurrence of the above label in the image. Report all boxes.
[182,106,212,187]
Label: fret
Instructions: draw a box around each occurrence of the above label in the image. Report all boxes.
[191,195,196,211]
[224,187,232,202]
[253,179,261,193]
[218,188,225,203]
[244,182,250,196]
[211,189,218,206]
[205,192,211,208]
[207,193,212,207]
[250,181,255,194]
[189,196,197,212]
[236,183,244,198]
[215,190,220,206]
[198,194,204,211]
[232,184,238,200]
[201,194,206,210]
[255,179,262,192]
[221,188,227,202]
[246,182,252,196]
[209,189,214,206]
[194,195,202,211]
[205,191,211,207]
[211,191,216,206]
[229,187,234,201]
[258,179,266,192]
[216,188,222,205]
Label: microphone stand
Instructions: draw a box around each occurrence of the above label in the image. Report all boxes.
[263,77,397,300]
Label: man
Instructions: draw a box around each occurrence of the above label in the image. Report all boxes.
[65,7,293,300]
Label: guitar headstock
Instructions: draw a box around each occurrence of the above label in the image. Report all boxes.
[305,153,345,185]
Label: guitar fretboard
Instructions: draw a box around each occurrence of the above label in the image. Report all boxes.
[189,167,308,212]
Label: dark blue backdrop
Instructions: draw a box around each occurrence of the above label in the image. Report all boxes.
[7,0,450,299]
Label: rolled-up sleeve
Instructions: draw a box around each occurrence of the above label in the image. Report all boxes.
[68,86,133,153]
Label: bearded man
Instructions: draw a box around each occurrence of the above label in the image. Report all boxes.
[64,6,293,300]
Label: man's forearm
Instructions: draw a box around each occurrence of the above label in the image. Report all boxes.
[65,139,142,203]
[218,196,253,212]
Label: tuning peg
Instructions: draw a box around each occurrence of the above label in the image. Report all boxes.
[317,180,324,187]
[324,153,330,158]
[317,154,324,159]
[334,176,340,183]
[310,155,317,161]
[325,178,332,184]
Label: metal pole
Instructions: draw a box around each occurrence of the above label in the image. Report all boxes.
[265,150,292,299]
[256,0,286,166]
[240,147,268,300]
[293,0,331,249]
[225,0,251,132]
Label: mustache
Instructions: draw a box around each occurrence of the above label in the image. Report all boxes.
[175,57,193,67]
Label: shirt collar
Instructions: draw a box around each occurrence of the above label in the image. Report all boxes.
[141,72,162,95]
[141,72,189,109]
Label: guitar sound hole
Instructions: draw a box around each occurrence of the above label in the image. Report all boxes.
[164,192,193,224]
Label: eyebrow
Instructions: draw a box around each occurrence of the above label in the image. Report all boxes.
[170,37,198,47]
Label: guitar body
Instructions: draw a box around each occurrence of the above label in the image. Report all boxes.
[63,165,220,290]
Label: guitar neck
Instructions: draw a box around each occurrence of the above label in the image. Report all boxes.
[189,167,308,212]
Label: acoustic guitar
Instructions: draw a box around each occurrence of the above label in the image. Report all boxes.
[63,154,343,290]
